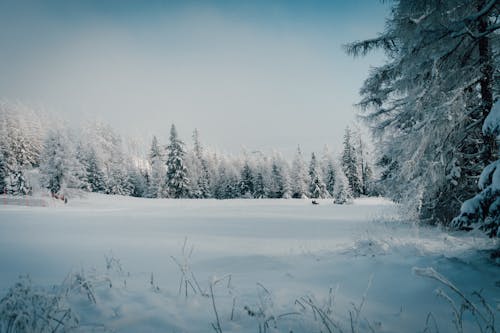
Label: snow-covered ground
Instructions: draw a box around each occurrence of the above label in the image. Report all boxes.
[0,194,498,332]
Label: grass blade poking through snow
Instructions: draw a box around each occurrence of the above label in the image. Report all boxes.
[413,266,496,333]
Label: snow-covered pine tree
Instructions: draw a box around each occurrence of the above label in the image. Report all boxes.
[253,171,266,199]
[128,166,147,198]
[39,128,81,195]
[269,158,287,198]
[192,129,211,198]
[165,124,190,198]
[324,161,336,198]
[0,152,6,194]
[309,152,329,199]
[346,0,499,224]
[147,136,165,198]
[341,127,362,197]
[83,148,106,193]
[333,167,352,205]
[452,100,500,236]
[239,162,254,198]
[290,146,310,198]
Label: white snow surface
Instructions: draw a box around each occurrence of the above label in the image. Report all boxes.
[0,194,499,332]
[484,100,500,137]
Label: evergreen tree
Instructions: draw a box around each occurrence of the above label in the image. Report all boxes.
[309,153,328,199]
[324,161,336,197]
[341,127,362,197]
[333,168,352,205]
[128,167,147,198]
[147,136,165,198]
[192,129,211,198]
[0,152,6,194]
[239,162,254,198]
[290,146,310,198]
[39,129,80,195]
[84,148,106,193]
[165,124,190,198]
[346,0,499,223]
[269,160,286,198]
[253,171,266,199]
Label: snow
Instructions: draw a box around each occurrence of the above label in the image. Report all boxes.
[0,195,498,332]
[483,100,500,137]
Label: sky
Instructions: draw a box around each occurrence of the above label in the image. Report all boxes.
[0,0,389,157]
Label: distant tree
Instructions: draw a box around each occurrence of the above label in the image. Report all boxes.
[290,146,310,198]
[165,124,190,198]
[0,152,6,194]
[269,159,287,198]
[309,152,329,198]
[189,129,211,198]
[83,148,106,193]
[128,167,147,198]
[333,168,352,204]
[239,162,254,198]
[253,171,267,198]
[324,161,336,197]
[341,127,362,197]
[39,129,80,195]
[147,136,165,198]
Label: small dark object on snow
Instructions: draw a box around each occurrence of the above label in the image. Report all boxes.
[64,197,68,204]
[311,200,319,205]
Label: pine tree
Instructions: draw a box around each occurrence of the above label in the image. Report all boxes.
[192,129,211,198]
[165,124,190,198]
[147,136,165,198]
[290,146,310,198]
[269,160,286,198]
[0,152,6,194]
[309,152,328,198]
[39,129,80,195]
[253,171,266,199]
[341,127,362,197]
[324,161,336,197]
[239,162,254,198]
[333,168,352,205]
[346,0,499,223]
[84,148,106,193]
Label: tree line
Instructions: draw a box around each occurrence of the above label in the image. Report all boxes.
[0,101,375,203]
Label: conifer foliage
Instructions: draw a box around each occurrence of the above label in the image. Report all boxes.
[346,0,499,226]
[165,124,189,198]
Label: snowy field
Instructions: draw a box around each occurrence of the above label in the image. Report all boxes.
[0,194,499,332]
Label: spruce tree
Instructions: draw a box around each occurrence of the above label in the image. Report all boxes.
[253,171,266,199]
[324,161,336,197]
[147,136,165,198]
[165,124,190,198]
[346,0,499,223]
[309,152,328,199]
[290,146,310,198]
[239,162,254,198]
[341,127,362,197]
[191,129,211,198]
[39,129,80,195]
[269,161,286,198]
[0,153,6,194]
[85,148,106,193]
[333,168,352,205]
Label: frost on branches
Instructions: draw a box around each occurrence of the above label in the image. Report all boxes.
[165,124,190,198]
[346,0,499,224]
[453,101,500,237]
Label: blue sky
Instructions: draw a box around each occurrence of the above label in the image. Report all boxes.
[0,0,389,156]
